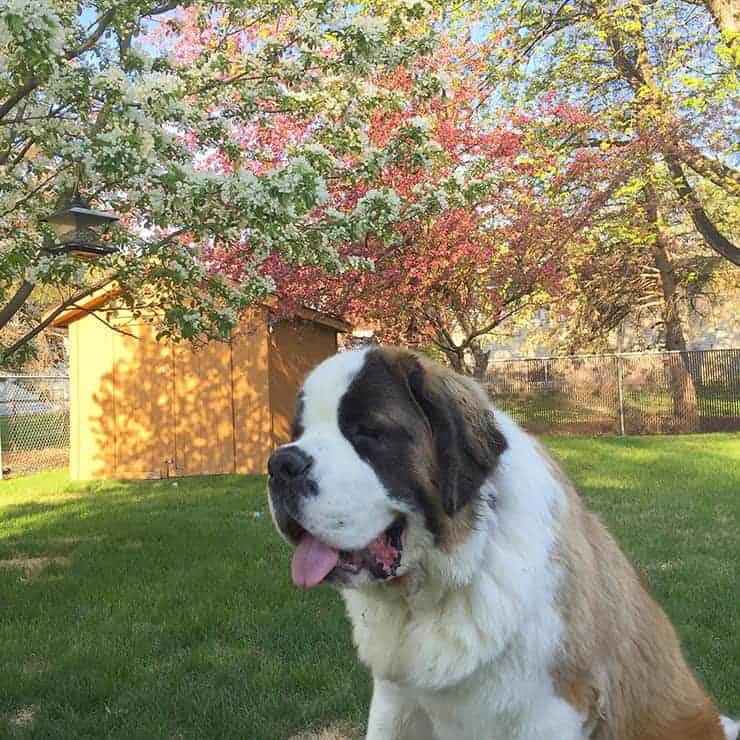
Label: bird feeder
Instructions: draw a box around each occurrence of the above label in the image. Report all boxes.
[45,195,120,260]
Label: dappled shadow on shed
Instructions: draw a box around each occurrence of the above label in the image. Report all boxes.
[83,311,272,480]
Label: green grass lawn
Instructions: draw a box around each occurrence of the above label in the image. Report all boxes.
[0,434,738,739]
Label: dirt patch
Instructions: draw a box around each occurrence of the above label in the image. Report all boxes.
[119,541,143,550]
[289,723,363,740]
[6,705,37,732]
[46,535,104,546]
[0,556,70,583]
[22,656,50,675]
[658,558,684,572]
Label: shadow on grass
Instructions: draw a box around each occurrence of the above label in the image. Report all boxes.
[0,475,369,740]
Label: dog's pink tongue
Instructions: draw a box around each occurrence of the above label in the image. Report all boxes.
[291,533,339,588]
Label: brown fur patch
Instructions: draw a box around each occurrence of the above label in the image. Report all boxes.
[380,347,505,543]
[546,452,724,740]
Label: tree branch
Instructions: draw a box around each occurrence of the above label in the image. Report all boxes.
[1,280,110,360]
[67,302,138,339]
[147,1,180,16]
[0,2,176,122]
[676,144,740,195]
[0,281,36,331]
[696,0,739,41]
[665,157,740,265]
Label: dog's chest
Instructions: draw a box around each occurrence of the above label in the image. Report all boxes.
[344,577,588,739]
[345,575,505,689]
[413,672,588,740]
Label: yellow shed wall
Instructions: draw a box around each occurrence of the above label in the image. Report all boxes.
[111,321,175,478]
[68,308,317,480]
[268,319,339,448]
[232,309,273,475]
[172,338,234,476]
[69,315,115,480]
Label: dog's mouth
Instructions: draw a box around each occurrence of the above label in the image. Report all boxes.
[286,516,406,589]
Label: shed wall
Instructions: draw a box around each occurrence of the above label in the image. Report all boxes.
[68,309,335,480]
[112,322,175,478]
[172,337,234,476]
[231,316,273,474]
[69,317,115,479]
[268,319,339,448]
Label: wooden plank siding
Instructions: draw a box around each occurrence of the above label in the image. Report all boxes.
[67,308,339,480]
[268,318,339,448]
[232,313,273,475]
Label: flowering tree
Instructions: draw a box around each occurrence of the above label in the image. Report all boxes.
[209,36,634,376]
[0,0,442,366]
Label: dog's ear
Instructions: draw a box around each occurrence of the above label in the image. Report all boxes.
[396,353,507,517]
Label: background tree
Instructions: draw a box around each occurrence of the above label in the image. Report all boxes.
[0,0,442,366]
[209,38,635,376]
[474,0,738,411]
[482,0,738,334]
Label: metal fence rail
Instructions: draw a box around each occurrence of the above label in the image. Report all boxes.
[485,348,740,436]
[0,375,70,477]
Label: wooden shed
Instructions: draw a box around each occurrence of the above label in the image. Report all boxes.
[52,290,348,480]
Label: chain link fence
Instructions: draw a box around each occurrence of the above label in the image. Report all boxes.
[485,348,740,436]
[0,375,70,477]
[0,350,736,476]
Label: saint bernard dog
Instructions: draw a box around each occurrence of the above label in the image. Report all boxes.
[267,346,738,740]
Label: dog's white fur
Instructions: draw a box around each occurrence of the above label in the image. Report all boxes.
[293,350,399,555]
[722,717,740,740]
[283,349,736,740]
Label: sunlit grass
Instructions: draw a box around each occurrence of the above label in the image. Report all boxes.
[0,433,737,738]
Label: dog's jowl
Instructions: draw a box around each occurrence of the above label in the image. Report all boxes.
[267,347,737,740]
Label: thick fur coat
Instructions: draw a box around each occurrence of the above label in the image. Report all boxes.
[267,347,736,740]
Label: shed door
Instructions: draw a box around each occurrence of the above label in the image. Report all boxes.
[112,323,175,478]
[173,340,235,476]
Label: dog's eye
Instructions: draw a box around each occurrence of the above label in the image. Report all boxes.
[354,424,384,442]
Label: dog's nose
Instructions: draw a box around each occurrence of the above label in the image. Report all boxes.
[268,446,312,480]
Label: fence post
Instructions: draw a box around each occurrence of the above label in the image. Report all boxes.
[616,353,626,436]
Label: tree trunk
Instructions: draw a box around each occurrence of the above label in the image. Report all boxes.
[702,0,739,40]
[0,280,35,331]
[665,157,740,265]
[644,185,700,430]
[469,341,492,380]
[598,3,740,266]
[446,348,465,374]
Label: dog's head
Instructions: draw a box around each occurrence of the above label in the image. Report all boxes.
[267,347,507,589]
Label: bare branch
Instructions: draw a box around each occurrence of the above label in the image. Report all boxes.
[1,279,110,360]
[68,302,138,339]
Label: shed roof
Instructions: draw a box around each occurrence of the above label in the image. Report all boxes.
[48,281,351,333]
